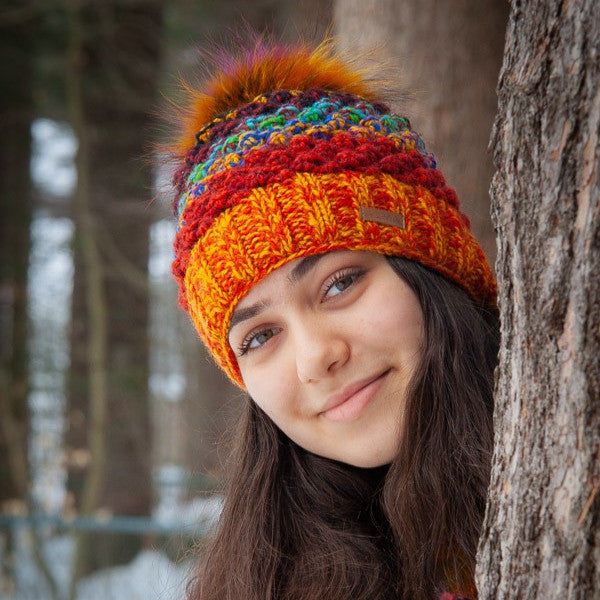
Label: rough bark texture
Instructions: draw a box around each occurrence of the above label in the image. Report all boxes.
[477,1,600,598]
[334,0,508,264]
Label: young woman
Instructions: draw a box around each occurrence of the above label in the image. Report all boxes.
[167,39,499,600]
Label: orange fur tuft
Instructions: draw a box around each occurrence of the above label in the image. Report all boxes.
[173,38,379,154]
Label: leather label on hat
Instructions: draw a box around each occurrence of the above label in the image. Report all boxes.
[359,206,405,229]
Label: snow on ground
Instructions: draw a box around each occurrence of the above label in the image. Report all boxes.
[1,494,221,600]
[2,526,195,600]
[76,550,192,600]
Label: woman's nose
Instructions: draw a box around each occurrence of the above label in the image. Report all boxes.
[294,318,350,384]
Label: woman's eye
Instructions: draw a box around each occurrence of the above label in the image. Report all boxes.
[239,327,278,355]
[324,270,363,299]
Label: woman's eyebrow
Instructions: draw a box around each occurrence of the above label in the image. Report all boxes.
[229,301,270,333]
[288,253,325,284]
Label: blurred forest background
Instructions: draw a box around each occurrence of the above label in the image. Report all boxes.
[0,1,508,598]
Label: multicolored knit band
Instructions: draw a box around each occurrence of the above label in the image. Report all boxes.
[169,41,497,386]
[173,89,422,217]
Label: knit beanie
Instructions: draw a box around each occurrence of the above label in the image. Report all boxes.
[169,40,497,387]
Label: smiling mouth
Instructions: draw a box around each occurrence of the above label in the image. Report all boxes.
[320,369,391,422]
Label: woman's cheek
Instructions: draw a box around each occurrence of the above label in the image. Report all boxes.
[245,363,288,417]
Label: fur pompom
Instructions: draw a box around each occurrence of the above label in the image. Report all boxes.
[172,37,379,154]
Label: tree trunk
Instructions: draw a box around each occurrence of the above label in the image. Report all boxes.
[0,11,34,508]
[65,0,164,575]
[65,4,111,588]
[477,1,600,598]
[334,0,508,263]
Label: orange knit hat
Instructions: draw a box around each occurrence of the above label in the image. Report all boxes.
[169,40,496,387]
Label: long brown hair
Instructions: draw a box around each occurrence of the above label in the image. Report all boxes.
[187,257,499,600]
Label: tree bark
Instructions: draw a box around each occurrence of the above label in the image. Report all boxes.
[334,0,508,263]
[477,1,600,598]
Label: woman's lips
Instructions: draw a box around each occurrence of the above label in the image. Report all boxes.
[320,369,390,422]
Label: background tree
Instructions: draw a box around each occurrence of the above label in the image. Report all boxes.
[477,1,600,597]
[0,13,36,591]
[65,0,164,577]
[0,6,35,511]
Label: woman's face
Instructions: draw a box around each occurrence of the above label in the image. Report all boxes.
[228,250,424,468]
